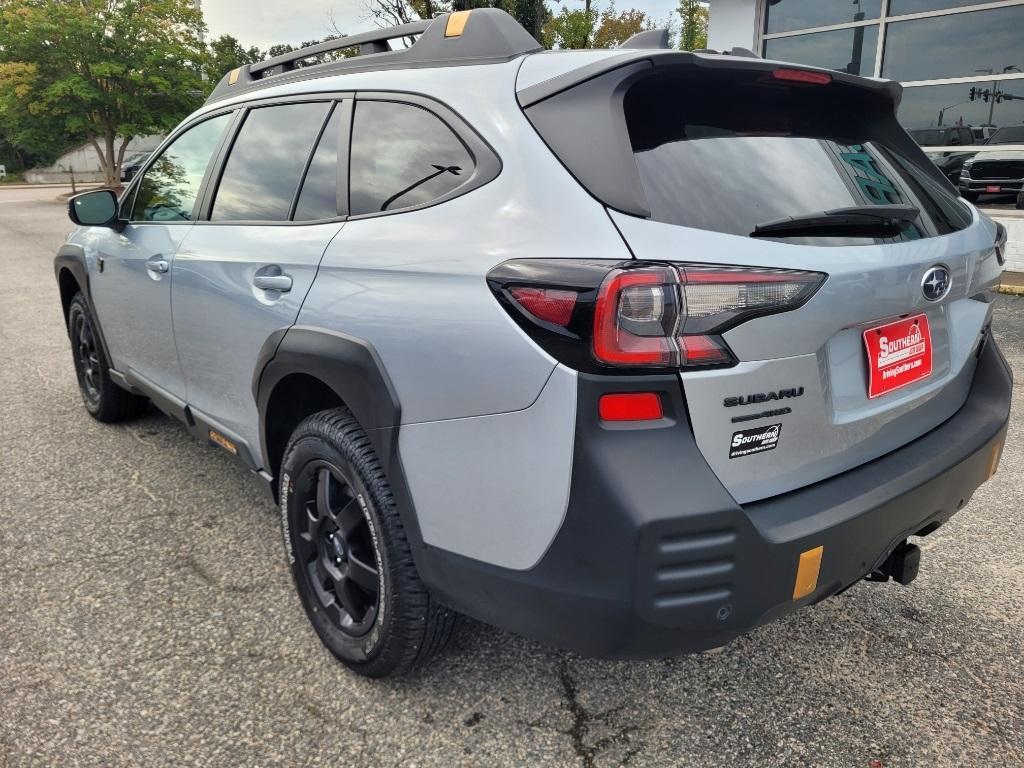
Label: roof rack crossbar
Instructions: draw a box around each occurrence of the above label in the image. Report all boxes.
[249,20,430,76]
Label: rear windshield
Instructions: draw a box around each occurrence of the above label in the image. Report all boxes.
[624,73,972,244]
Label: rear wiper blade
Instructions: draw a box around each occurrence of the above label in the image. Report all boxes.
[751,205,920,239]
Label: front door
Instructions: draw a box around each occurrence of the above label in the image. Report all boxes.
[89,112,234,399]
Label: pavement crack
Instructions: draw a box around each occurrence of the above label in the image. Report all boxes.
[557,657,641,768]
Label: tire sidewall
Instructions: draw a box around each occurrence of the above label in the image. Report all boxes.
[279,434,393,669]
[68,297,103,415]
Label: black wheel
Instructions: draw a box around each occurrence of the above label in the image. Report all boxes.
[1016,190,1024,210]
[67,293,148,422]
[279,408,456,677]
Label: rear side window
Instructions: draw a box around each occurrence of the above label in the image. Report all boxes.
[131,113,232,222]
[624,73,972,244]
[349,100,473,216]
[294,103,343,221]
[212,102,330,221]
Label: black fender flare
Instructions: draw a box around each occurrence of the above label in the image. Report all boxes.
[253,325,403,473]
[253,326,430,563]
[54,243,115,366]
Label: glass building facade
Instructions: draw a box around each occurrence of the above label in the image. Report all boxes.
[758,0,1024,134]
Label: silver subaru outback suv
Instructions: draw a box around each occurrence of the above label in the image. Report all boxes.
[57,9,1012,678]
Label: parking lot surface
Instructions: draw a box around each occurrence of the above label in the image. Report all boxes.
[1,187,1022,767]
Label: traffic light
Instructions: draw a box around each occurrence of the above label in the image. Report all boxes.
[982,89,990,103]
[969,87,977,101]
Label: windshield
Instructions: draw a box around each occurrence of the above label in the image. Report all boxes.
[987,126,1024,144]
[624,73,972,245]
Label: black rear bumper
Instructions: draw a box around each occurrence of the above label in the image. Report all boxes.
[417,335,1012,658]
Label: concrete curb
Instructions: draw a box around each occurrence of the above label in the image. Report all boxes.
[999,284,1024,296]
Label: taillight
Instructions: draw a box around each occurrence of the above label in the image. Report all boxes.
[487,260,825,374]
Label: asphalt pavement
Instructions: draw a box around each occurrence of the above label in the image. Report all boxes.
[1,187,1022,767]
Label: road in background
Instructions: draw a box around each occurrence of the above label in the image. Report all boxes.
[1,188,1022,767]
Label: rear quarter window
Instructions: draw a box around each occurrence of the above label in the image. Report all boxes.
[349,100,474,216]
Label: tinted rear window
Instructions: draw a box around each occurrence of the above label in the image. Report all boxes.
[625,74,972,244]
[212,102,329,222]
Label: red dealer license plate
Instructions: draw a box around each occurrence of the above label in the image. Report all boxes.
[985,185,1002,193]
[863,314,933,399]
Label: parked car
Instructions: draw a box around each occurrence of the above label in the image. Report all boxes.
[909,126,975,147]
[56,10,1011,678]
[119,152,151,182]
[959,149,1024,202]
[911,127,977,186]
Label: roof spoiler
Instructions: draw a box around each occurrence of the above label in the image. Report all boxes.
[517,50,902,108]
[205,8,543,105]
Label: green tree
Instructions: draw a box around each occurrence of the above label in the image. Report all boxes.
[204,34,262,84]
[0,0,206,187]
[677,0,708,50]
[543,1,651,49]
[592,3,653,47]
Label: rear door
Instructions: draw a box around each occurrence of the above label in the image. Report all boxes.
[171,99,348,461]
[523,58,1003,504]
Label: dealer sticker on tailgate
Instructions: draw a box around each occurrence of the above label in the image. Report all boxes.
[863,313,933,399]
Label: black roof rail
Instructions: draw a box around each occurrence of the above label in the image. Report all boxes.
[205,8,543,105]
[618,28,670,49]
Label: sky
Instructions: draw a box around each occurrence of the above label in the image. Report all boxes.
[202,0,682,50]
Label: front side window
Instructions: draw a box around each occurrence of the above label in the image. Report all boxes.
[349,100,473,216]
[211,101,330,222]
[131,113,232,222]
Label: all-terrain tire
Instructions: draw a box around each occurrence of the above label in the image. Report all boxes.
[67,293,148,422]
[279,407,457,677]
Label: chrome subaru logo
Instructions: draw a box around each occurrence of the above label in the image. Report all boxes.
[921,266,951,302]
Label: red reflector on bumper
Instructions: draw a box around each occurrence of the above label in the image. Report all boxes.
[599,393,663,421]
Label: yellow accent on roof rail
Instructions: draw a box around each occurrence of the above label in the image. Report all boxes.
[446,10,471,37]
[228,68,240,85]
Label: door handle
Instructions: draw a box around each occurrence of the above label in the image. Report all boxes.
[253,273,292,292]
[146,259,169,274]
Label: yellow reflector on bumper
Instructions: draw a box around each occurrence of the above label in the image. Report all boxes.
[988,439,1004,479]
[446,10,471,37]
[793,545,823,600]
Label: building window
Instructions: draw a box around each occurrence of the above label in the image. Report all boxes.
[759,0,1024,134]
[765,25,879,76]
[764,0,882,34]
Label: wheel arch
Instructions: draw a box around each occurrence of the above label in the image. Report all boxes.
[254,326,403,494]
[54,244,116,366]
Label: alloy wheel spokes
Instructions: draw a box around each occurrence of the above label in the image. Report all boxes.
[296,461,380,634]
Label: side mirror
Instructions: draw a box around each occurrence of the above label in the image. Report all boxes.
[68,189,122,229]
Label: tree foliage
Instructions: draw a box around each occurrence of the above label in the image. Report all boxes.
[543,1,650,49]
[0,0,207,186]
[203,34,262,84]
[677,0,708,51]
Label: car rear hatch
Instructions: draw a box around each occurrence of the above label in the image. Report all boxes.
[518,52,1004,504]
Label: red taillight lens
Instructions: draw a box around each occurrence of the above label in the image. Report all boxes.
[509,286,577,326]
[593,268,677,365]
[772,68,832,85]
[489,259,826,373]
[599,393,664,421]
